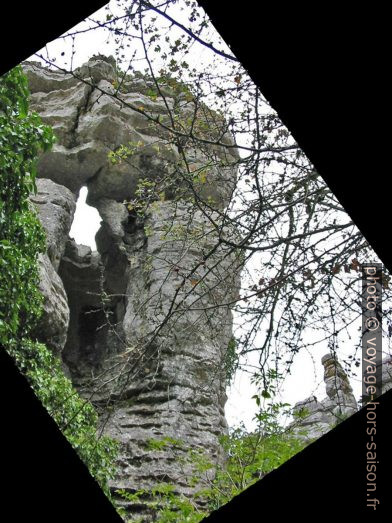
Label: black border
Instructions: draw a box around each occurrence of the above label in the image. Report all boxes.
[1,1,390,518]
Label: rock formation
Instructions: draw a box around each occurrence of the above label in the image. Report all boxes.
[290,353,358,441]
[24,56,241,520]
[31,178,76,356]
[379,354,392,394]
[22,55,392,521]
[290,352,392,441]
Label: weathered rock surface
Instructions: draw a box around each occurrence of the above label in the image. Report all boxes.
[379,354,392,394]
[59,240,107,374]
[24,56,242,520]
[290,353,358,441]
[291,352,392,442]
[35,253,70,355]
[30,178,76,269]
[102,201,240,500]
[29,178,76,354]
[23,56,238,207]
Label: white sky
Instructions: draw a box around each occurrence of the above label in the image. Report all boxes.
[29,0,386,431]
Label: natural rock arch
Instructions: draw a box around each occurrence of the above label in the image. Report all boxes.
[25,56,242,520]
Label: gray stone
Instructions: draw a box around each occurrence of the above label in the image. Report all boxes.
[30,178,76,270]
[290,353,358,442]
[94,198,128,243]
[23,61,79,94]
[59,239,108,373]
[292,353,392,443]
[322,352,355,400]
[34,253,70,355]
[22,58,239,208]
[105,201,241,496]
[380,354,392,394]
[25,57,242,521]
[29,82,92,147]
[29,178,75,355]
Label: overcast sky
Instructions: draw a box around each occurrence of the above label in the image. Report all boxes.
[28,0,378,431]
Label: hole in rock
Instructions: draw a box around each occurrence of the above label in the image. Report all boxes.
[77,306,109,367]
[60,184,128,375]
[69,186,101,250]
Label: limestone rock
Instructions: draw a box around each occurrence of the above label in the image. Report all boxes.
[23,57,239,207]
[291,353,358,442]
[29,83,92,148]
[30,178,76,270]
[103,201,241,498]
[23,61,80,94]
[34,253,70,355]
[29,178,75,355]
[95,198,128,243]
[292,353,392,443]
[380,354,392,394]
[322,353,356,401]
[59,239,108,373]
[25,57,242,521]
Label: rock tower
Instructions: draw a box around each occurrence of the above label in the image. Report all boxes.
[24,56,241,520]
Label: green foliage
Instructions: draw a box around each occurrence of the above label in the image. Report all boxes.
[0,66,55,343]
[0,65,118,498]
[194,403,306,511]
[118,483,205,523]
[145,436,183,451]
[151,72,194,101]
[118,401,307,522]
[108,140,144,165]
[292,405,311,420]
[7,339,119,495]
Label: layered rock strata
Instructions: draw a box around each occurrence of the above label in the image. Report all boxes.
[24,56,241,520]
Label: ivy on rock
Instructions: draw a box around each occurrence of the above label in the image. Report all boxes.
[0,65,118,499]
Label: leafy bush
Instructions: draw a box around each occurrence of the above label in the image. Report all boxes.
[0,65,53,342]
[0,65,118,498]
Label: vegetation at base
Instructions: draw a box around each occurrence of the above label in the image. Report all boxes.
[117,401,307,522]
[0,65,118,498]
